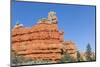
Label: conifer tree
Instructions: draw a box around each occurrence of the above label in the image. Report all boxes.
[85,43,92,61]
[60,52,75,63]
[77,51,81,62]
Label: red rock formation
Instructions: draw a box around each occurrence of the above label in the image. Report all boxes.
[63,41,77,59]
[12,11,77,63]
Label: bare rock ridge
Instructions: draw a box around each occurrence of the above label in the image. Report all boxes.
[12,11,77,63]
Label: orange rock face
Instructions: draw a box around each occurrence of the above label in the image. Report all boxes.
[63,41,77,59]
[12,11,77,62]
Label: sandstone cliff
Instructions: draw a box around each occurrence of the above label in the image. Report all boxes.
[12,11,77,63]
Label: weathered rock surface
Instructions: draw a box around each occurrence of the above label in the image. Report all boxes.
[12,11,77,62]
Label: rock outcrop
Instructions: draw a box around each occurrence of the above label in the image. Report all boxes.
[12,11,77,63]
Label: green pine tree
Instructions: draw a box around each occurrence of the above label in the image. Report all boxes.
[60,52,75,63]
[85,43,92,61]
[76,51,84,61]
[77,51,81,62]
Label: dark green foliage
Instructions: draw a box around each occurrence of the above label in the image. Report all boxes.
[12,51,22,65]
[11,50,53,65]
[76,51,84,61]
[77,51,81,61]
[85,43,92,61]
[60,52,75,63]
[11,50,33,66]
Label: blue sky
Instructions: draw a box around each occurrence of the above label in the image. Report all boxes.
[12,1,96,52]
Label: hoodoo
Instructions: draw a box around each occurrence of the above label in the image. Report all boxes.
[12,11,77,63]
